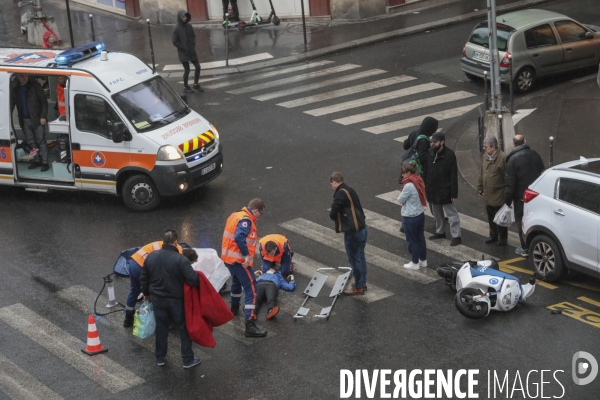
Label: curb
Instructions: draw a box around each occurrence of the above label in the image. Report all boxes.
[198,0,554,76]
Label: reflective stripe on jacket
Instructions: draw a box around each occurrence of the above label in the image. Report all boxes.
[259,234,287,263]
[221,208,258,265]
[131,241,182,267]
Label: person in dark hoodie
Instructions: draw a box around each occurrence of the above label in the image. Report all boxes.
[172,11,203,94]
[402,117,439,178]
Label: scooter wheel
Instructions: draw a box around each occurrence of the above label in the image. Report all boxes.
[238,22,246,30]
[273,17,280,26]
[455,288,488,319]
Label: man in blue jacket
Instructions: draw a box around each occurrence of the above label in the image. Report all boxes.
[254,268,295,319]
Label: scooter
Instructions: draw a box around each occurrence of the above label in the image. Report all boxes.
[237,0,280,30]
[437,260,536,319]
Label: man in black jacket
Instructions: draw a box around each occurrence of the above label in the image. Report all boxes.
[329,172,368,295]
[172,11,203,94]
[141,230,201,368]
[403,116,438,177]
[423,132,462,246]
[505,135,545,257]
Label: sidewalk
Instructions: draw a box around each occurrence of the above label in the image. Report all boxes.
[0,0,553,76]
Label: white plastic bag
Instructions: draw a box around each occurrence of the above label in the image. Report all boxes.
[493,204,515,227]
[191,248,230,292]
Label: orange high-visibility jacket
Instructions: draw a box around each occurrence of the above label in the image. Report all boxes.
[259,234,288,263]
[221,208,258,266]
[131,241,183,267]
[56,83,66,115]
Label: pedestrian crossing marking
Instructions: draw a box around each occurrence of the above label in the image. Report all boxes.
[216,316,276,345]
[280,218,439,284]
[376,190,521,247]
[55,285,212,362]
[305,82,445,117]
[0,303,144,394]
[0,353,64,400]
[293,253,393,303]
[205,60,334,89]
[277,76,417,108]
[226,64,362,95]
[364,104,481,134]
[251,69,388,101]
[334,91,476,125]
[162,52,273,71]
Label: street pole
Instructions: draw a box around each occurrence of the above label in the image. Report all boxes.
[146,19,156,73]
[300,0,307,50]
[89,14,95,42]
[225,13,229,67]
[65,0,75,48]
[549,137,554,167]
[487,0,501,112]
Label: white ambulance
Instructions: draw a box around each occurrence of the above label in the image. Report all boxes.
[0,42,223,211]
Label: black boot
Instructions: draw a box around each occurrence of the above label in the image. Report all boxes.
[123,314,134,328]
[245,321,267,337]
[230,304,239,316]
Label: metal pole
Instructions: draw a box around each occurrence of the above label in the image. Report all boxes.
[498,114,504,151]
[65,0,75,48]
[487,0,501,112]
[146,19,156,73]
[300,0,307,49]
[225,13,229,67]
[483,71,489,111]
[89,14,95,42]
[549,136,554,167]
[509,54,514,114]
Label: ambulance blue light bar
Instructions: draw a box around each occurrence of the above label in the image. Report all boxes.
[55,42,106,67]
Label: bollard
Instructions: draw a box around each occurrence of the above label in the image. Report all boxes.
[300,0,307,50]
[549,136,554,167]
[225,13,229,67]
[498,114,504,152]
[483,71,489,111]
[146,19,156,74]
[89,14,95,42]
[508,54,514,115]
[478,116,485,152]
[104,275,118,308]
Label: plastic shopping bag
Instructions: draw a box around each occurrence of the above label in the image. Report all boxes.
[133,301,156,339]
[493,204,515,227]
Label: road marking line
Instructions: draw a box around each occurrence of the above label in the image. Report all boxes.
[252,69,388,101]
[364,103,481,134]
[216,317,276,345]
[0,304,144,394]
[293,252,394,303]
[578,296,600,308]
[162,52,273,71]
[334,91,476,125]
[563,281,600,293]
[280,218,439,284]
[226,64,362,95]
[498,261,557,289]
[54,285,211,363]
[0,353,64,400]
[512,108,536,126]
[376,190,521,247]
[204,60,335,89]
[305,82,444,117]
[547,302,600,329]
[277,76,416,108]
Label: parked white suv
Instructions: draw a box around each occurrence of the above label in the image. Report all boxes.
[523,157,600,282]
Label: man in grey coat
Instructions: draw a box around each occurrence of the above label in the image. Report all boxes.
[172,11,203,94]
[477,136,507,246]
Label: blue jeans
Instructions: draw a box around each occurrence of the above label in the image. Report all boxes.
[226,262,258,321]
[343,227,368,289]
[403,213,426,263]
[125,260,142,316]
[151,295,194,364]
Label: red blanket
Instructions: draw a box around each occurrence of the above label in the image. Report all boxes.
[184,271,234,347]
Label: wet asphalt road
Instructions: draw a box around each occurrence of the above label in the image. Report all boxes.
[1,1,600,399]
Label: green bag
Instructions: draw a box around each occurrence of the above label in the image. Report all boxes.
[401,134,430,176]
[133,301,156,339]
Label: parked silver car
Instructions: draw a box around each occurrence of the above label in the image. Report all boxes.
[461,9,600,93]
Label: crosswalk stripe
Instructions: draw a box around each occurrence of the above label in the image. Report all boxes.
[204,60,335,89]
[0,304,144,394]
[293,253,393,303]
[280,218,439,284]
[334,91,476,126]
[251,69,388,101]
[277,76,417,108]
[162,52,273,71]
[226,64,362,95]
[304,82,444,117]
[0,353,64,400]
[362,209,495,261]
[54,285,211,363]
[216,317,276,345]
[376,191,521,247]
[364,103,481,134]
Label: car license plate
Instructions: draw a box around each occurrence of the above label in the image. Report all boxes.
[473,51,490,62]
[201,163,216,175]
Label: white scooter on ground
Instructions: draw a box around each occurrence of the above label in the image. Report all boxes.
[437,260,536,319]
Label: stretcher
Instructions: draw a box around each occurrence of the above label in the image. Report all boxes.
[293,267,352,321]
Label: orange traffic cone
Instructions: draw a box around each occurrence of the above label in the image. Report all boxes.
[82,314,108,356]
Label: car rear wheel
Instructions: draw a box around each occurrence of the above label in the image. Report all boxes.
[529,235,566,282]
[513,67,535,93]
[464,72,480,81]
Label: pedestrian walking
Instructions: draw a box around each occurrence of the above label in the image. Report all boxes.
[423,132,462,246]
[329,172,368,295]
[140,230,201,368]
[221,198,267,337]
[477,136,508,246]
[505,134,545,257]
[172,10,203,94]
[397,163,427,270]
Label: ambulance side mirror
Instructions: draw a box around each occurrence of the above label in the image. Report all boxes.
[112,122,132,143]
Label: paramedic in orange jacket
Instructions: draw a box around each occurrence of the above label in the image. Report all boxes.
[124,236,183,328]
[55,76,67,118]
[258,234,294,276]
[221,198,267,338]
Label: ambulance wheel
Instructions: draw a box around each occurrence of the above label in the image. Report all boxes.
[122,175,161,212]
[455,288,488,319]
[273,17,280,26]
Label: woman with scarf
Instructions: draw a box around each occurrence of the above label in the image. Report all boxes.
[397,163,427,270]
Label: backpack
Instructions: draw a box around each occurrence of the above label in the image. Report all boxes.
[401,134,430,176]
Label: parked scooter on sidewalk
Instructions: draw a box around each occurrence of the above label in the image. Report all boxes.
[237,0,280,30]
[437,260,536,319]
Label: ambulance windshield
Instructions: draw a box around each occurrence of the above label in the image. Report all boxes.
[113,77,189,132]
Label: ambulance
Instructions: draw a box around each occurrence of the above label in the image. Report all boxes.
[0,42,223,211]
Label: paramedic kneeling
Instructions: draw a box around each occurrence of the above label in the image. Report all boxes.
[259,234,294,277]
[140,230,200,368]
